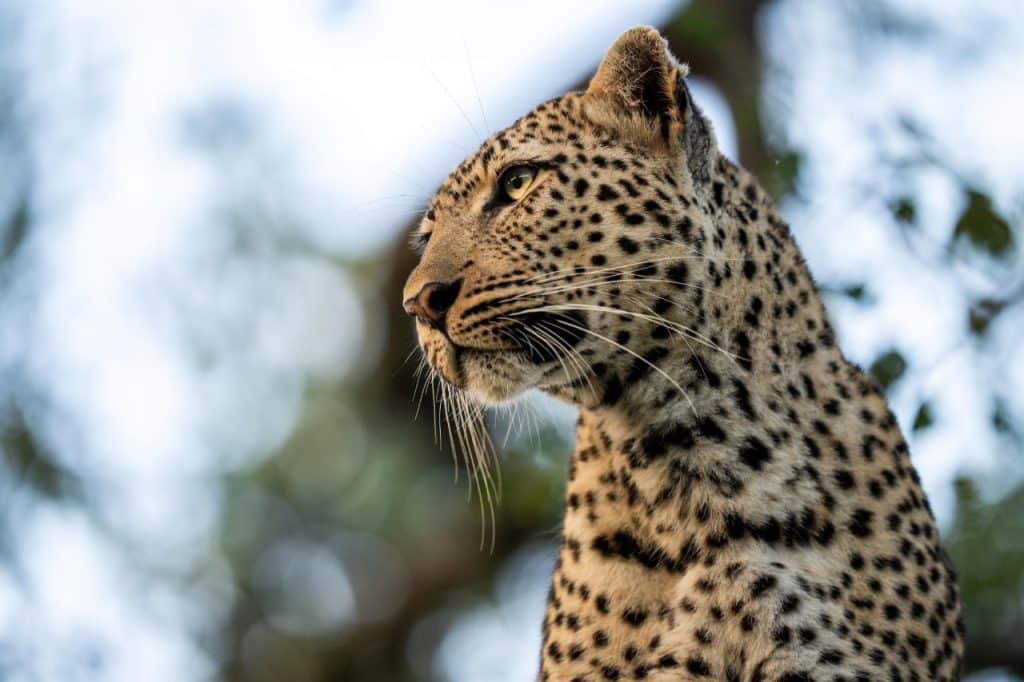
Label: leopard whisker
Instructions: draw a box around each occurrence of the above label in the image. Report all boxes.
[518,242,727,282]
[528,320,598,398]
[530,317,600,398]
[525,302,742,364]
[640,294,745,370]
[454,389,500,552]
[520,310,698,416]
[413,355,433,421]
[509,275,724,302]
[523,251,743,286]
[625,294,734,380]
[497,322,587,395]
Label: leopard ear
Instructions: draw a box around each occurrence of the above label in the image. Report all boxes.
[586,27,678,135]
[673,71,716,184]
[585,27,716,183]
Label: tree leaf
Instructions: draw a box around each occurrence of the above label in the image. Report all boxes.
[968,298,1006,336]
[953,189,1013,258]
[869,349,907,391]
[890,197,916,225]
[912,402,934,431]
[1,198,30,264]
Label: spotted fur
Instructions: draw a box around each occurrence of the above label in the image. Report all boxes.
[403,27,964,682]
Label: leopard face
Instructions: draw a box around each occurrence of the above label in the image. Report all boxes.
[403,28,718,407]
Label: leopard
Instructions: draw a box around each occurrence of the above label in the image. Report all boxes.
[402,27,964,682]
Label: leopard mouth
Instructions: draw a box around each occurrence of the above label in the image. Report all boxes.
[419,310,589,403]
[422,340,515,392]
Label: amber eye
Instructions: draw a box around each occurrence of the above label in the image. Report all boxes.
[499,165,536,201]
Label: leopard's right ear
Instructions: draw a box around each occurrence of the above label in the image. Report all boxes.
[672,70,716,184]
[585,27,716,183]
[585,27,678,137]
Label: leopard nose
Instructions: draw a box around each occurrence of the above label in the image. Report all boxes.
[403,279,462,330]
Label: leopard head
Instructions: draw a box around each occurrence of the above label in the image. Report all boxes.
[403,27,722,408]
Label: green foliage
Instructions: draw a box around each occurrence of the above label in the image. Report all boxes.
[0,406,77,501]
[819,282,876,305]
[953,189,1014,258]
[0,198,29,264]
[991,397,1022,448]
[912,402,934,432]
[968,298,1006,336]
[670,5,728,52]
[769,149,802,200]
[890,196,916,225]
[843,284,868,301]
[947,478,1024,643]
[868,349,907,391]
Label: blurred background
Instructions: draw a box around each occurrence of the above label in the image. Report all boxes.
[0,0,1022,680]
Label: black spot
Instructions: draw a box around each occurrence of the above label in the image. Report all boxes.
[834,469,856,490]
[591,530,685,573]
[731,379,756,420]
[617,236,639,254]
[749,517,781,544]
[641,423,695,459]
[622,607,648,627]
[602,374,624,406]
[848,509,874,538]
[725,513,746,539]
[625,346,669,383]
[750,574,777,598]
[667,262,688,286]
[815,521,835,546]
[712,182,725,207]
[658,654,680,669]
[738,437,772,470]
[634,263,657,278]
[697,417,727,443]
[733,331,752,371]
[676,216,693,241]
[685,656,711,677]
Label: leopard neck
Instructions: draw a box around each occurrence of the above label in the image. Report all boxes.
[555,158,875,565]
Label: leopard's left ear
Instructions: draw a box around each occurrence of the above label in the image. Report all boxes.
[585,27,716,182]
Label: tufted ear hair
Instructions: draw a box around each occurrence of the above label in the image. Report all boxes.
[585,27,716,183]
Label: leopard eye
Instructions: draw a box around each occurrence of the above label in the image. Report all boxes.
[499,165,536,201]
